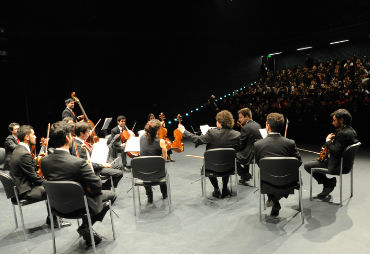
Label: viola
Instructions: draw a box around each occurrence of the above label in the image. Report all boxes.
[120,122,140,158]
[317,132,336,162]
[171,114,184,153]
[158,113,172,150]
[71,92,100,144]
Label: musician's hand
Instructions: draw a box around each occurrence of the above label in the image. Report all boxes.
[102,163,112,168]
[78,115,84,119]
[178,124,185,133]
[38,152,46,157]
[121,143,126,148]
[81,143,87,149]
[326,133,335,141]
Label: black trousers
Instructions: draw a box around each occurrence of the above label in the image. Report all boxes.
[237,162,251,181]
[100,167,123,189]
[304,159,333,187]
[144,184,167,198]
[82,190,116,227]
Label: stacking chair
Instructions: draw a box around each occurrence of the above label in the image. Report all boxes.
[0,147,5,170]
[202,148,238,200]
[131,156,172,217]
[0,172,46,240]
[258,157,303,223]
[310,142,361,206]
[43,181,116,254]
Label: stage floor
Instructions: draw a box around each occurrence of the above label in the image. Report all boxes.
[0,141,369,254]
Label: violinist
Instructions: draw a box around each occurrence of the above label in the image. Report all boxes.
[62,98,83,123]
[3,122,20,170]
[304,109,358,198]
[72,122,123,190]
[108,115,131,171]
[152,113,175,162]
[148,113,155,121]
[9,125,71,228]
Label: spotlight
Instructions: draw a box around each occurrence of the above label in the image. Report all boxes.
[296,46,312,51]
[186,113,189,116]
[196,108,199,111]
[168,121,172,124]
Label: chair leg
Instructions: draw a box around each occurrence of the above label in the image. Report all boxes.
[310,169,313,201]
[84,197,96,254]
[167,175,172,213]
[263,194,266,210]
[201,175,204,197]
[14,188,26,241]
[137,186,142,210]
[57,216,61,229]
[259,185,262,222]
[12,203,18,229]
[132,179,136,216]
[46,195,56,253]
[300,187,304,224]
[110,176,116,194]
[76,219,80,227]
[340,173,343,207]
[109,200,116,240]
[253,163,256,187]
[350,169,353,197]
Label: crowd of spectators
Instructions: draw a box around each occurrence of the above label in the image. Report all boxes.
[199,56,370,143]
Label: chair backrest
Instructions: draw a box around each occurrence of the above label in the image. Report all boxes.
[42,181,86,214]
[204,148,236,173]
[259,157,301,186]
[0,147,6,168]
[0,172,16,199]
[131,156,166,181]
[341,142,361,174]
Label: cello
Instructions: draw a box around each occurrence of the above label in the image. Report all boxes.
[158,113,172,151]
[171,114,184,153]
[71,92,99,144]
[36,123,50,179]
[120,122,140,158]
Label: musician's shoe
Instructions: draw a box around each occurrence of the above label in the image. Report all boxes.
[270,202,281,217]
[238,180,252,186]
[46,217,72,228]
[77,226,102,247]
[147,194,153,204]
[221,188,231,198]
[162,193,168,199]
[318,178,337,198]
[266,199,274,207]
[123,166,131,172]
[212,189,221,199]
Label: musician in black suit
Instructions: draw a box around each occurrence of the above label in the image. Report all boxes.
[3,122,20,170]
[41,121,116,247]
[108,115,131,171]
[178,110,240,198]
[71,122,123,190]
[62,98,83,123]
[254,113,302,216]
[304,109,358,198]
[236,108,262,185]
[9,125,70,227]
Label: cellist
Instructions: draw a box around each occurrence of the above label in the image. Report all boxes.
[156,113,175,162]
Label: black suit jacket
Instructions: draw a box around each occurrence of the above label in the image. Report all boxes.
[236,120,262,164]
[109,126,126,158]
[41,149,104,214]
[9,145,44,195]
[254,133,302,165]
[62,107,78,122]
[183,128,240,151]
[326,125,358,172]
[71,138,103,173]
[4,135,18,170]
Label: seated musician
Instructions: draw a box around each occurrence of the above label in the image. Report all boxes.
[109,115,131,171]
[140,119,168,203]
[304,109,358,198]
[41,121,115,246]
[72,122,123,190]
[178,110,240,199]
[254,113,302,217]
[9,125,70,228]
[4,122,20,171]
[62,98,83,123]
[153,113,175,162]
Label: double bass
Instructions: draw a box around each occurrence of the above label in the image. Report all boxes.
[158,113,172,150]
[171,114,184,153]
[36,123,51,179]
[71,92,100,144]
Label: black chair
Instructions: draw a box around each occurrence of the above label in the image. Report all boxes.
[131,156,172,217]
[0,147,6,170]
[258,157,303,223]
[0,172,46,240]
[202,148,238,200]
[310,142,361,206]
[43,181,116,253]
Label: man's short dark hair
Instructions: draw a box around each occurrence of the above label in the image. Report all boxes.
[266,113,284,133]
[117,115,126,122]
[17,125,33,142]
[238,108,252,119]
[8,122,20,132]
[216,110,234,129]
[65,98,74,105]
[75,122,91,137]
[330,109,352,125]
[63,116,74,123]
[50,121,73,148]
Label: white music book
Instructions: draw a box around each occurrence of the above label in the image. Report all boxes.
[138,130,145,137]
[199,125,216,135]
[90,139,109,164]
[124,137,141,152]
[259,128,268,139]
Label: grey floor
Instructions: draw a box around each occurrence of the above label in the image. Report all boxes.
[0,140,369,254]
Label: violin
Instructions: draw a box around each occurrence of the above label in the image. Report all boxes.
[120,122,140,158]
[171,114,184,153]
[317,131,337,162]
[71,92,100,144]
[158,113,172,150]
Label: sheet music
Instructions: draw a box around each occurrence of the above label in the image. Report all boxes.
[199,125,215,135]
[124,137,141,152]
[138,130,145,137]
[259,128,268,139]
[90,139,109,164]
[101,117,113,130]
